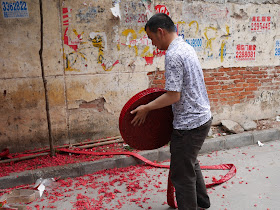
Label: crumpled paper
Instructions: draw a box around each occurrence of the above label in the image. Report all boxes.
[34,178,56,197]
[257,141,264,147]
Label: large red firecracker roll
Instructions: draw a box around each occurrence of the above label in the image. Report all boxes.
[119,88,173,150]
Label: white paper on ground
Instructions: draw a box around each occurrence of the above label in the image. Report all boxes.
[257,141,264,147]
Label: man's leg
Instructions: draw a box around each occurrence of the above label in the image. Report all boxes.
[195,159,210,208]
[170,119,212,210]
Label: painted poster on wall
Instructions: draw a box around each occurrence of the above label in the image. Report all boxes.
[1,0,29,18]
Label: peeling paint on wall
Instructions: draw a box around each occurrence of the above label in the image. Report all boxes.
[76,6,105,23]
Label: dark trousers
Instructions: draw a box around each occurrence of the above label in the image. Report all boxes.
[170,119,212,210]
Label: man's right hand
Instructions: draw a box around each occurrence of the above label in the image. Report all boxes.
[130,105,150,126]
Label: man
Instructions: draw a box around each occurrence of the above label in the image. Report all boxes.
[131,13,212,210]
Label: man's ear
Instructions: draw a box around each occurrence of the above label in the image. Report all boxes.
[157,28,166,37]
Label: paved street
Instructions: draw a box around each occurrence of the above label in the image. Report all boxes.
[8,140,280,209]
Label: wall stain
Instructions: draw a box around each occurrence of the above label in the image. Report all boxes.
[231,9,249,20]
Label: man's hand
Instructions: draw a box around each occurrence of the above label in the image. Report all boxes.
[130,105,150,126]
[130,91,180,126]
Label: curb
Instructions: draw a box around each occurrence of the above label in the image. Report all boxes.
[1,128,279,189]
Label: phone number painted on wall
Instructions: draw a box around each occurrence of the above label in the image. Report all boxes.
[251,15,271,32]
[1,1,29,18]
[275,40,280,56]
[236,44,256,61]
[186,38,203,51]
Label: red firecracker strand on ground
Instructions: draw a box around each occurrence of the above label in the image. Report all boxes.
[58,148,236,209]
[0,148,9,158]
[0,143,130,177]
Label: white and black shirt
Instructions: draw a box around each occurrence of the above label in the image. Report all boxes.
[165,36,211,130]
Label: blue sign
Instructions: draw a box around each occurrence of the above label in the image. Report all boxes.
[275,40,280,56]
[186,38,203,52]
[1,1,29,18]
[219,45,227,57]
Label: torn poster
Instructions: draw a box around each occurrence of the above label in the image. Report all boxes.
[111,3,121,19]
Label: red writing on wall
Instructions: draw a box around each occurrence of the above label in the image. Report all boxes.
[236,44,256,61]
[151,5,169,60]
[63,7,83,52]
[62,7,71,26]
[155,5,169,16]
[251,15,271,32]
[153,49,166,57]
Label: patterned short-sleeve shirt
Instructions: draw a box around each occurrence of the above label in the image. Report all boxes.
[165,36,211,130]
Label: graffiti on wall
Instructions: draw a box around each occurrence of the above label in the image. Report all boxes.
[179,3,233,61]
[63,7,86,71]
[119,4,171,65]
[62,7,119,72]
[90,32,107,63]
[121,27,154,64]
[62,2,234,70]
[176,18,230,62]
[119,2,230,65]
[61,1,279,72]
[253,90,280,104]
[90,32,120,71]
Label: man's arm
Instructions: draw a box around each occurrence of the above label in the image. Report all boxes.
[130,91,180,126]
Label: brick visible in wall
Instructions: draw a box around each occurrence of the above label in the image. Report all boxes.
[147,70,165,89]
[79,98,105,112]
[204,66,280,109]
[147,66,280,111]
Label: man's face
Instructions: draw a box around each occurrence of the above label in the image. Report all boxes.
[146,27,164,50]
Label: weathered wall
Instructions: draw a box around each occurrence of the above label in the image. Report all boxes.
[0,0,279,152]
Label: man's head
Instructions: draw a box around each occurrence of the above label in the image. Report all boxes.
[145,13,177,50]
[145,13,176,33]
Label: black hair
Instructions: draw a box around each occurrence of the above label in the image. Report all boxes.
[145,13,176,33]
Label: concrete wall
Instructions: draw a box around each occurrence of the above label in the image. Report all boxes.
[0,0,279,152]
